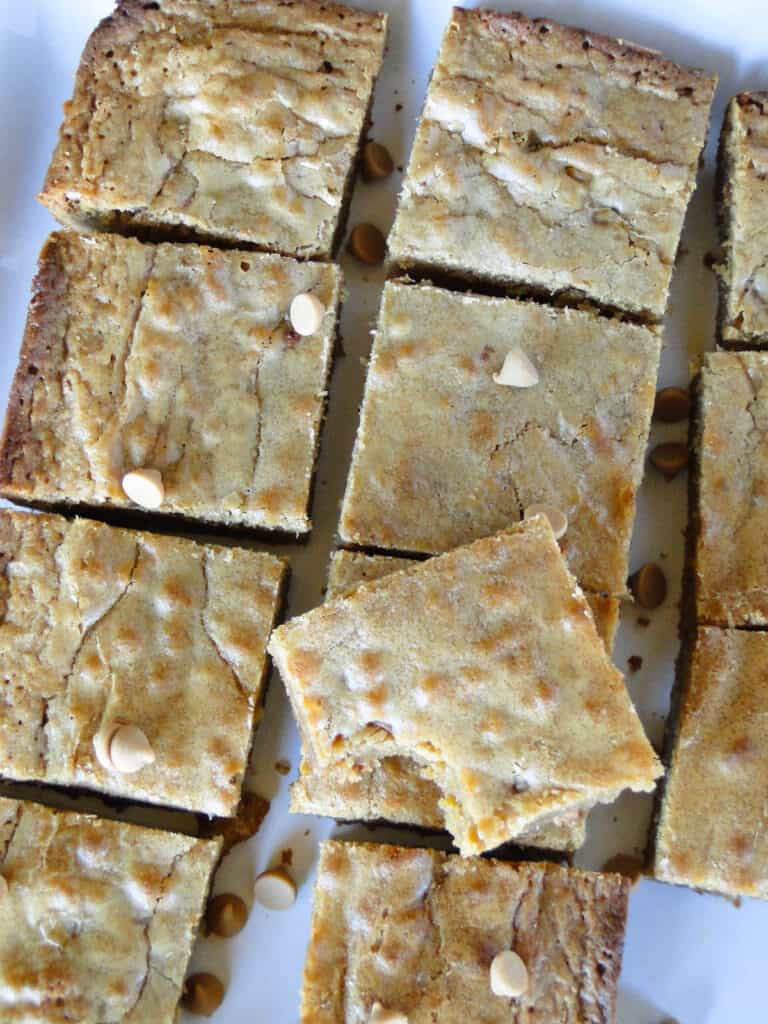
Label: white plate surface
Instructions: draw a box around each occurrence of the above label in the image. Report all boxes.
[0,1,766,1022]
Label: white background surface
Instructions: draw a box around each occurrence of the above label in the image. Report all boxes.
[0,1,766,1022]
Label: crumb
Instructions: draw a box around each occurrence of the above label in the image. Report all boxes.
[280,848,294,867]
[628,655,643,673]
[200,792,270,855]
[274,759,291,776]
[283,326,301,348]
[395,103,403,112]
[602,852,645,884]
[303,829,310,837]
[637,616,651,628]
[397,164,404,172]
[479,344,495,362]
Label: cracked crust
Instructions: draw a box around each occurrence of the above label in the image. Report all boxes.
[388,7,716,321]
[654,628,768,900]
[694,352,768,625]
[38,0,387,258]
[339,280,661,596]
[0,797,221,1022]
[0,510,286,816]
[301,840,629,1023]
[0,231,341,534]
[717,92,768,348]
[291,550,620,852]
[270,519,661,856]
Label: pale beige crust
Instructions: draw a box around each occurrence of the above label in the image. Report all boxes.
[39,0,387,258]
[695,352,768,625]
[0,511,285,816]
[339,280,661,595]
[290,550,591,853]
[718,93,768,347]
[301,840,629,1023]
[270,519,661,855]
[0,797,221,1023]
[655,629,768,900]
[388,8,716,321]
[0,232,341,533]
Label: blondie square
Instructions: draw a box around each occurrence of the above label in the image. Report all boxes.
[388,8,716,321]
[270,519,661,855]
[717,93,768,348]
[694,352,768,626]
[339,280,661,596]
[0,511,285,816]
[0,232,341,534]
[290,550,593,853]
[301,840,629,1023]
[655,628,768,900]
[0,797,221,1022]
[39,0,387,258]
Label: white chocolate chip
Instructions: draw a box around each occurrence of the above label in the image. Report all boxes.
[93,723,119,771]
[490,950,529,998]
[493,348,539,388]
[524,503,568,540]
[289,293,325,336]
[121,468,164,509]
[370,1003,409,1024]
[108,725,155,774]
[253,867,296,910]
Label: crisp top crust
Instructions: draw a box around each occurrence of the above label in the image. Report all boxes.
[271,519,661,855]
[0,511,285,816]
[339,280,661,595]
[301,840,629,1023]
[655,628,768,900]
[39,0,387,257]
[290,549,590,853]
[0,797,221,1023]
[719,92,768,346]
[695,352,768,626]
[0,232,341,533]
[388,7,716,319]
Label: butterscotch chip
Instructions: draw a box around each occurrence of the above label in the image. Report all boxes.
[653,386,691,422]
[182,973,225,1017]
[347,223,386,265]
[490,950,529,998]
[362,141,395,181]
[253,866,297,910]
[629,563,667,609]
[206,893,248,937]
[650,441,689,479]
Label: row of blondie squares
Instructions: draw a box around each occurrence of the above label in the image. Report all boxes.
[0,1,766,1022]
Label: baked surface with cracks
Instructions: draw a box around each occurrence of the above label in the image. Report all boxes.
[0,510,285,816]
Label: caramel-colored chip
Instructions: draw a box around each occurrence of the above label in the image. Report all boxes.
[653,386,691,422]
[628,563,667,610]
[199,791,271,855]
[206,893,248,938]
[361,140,395,181]
[650,442,689,479]
[181,973,225,1017]
[347,223,386,265]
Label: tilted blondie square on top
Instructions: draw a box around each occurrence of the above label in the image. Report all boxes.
[39,0,387,258]
[270,519,661,856]
[339,280,661,596]
[0,797,221,1023]
[0,511,285,816]
[694,352,768,626]
[290,550,596,853]
[0,232,341,534]
[717,92,768,348]
[388,8,716,321]
[301,840,629,1023]
[655,628,768,901]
